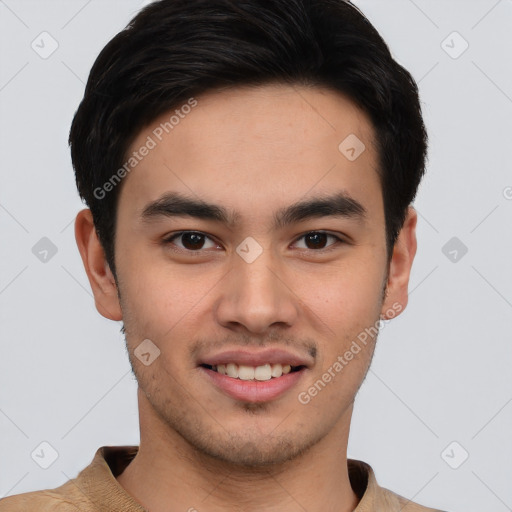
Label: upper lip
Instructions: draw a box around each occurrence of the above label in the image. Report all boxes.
[199,348,313,368]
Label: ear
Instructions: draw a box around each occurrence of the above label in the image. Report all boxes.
[74,208,123,321]
[380,206,418,319]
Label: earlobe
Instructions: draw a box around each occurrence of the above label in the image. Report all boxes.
[74,209,123,321]
[380,206,418,319]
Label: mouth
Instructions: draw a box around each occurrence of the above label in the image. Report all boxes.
[201,363,305,381]
[198,349,312,403]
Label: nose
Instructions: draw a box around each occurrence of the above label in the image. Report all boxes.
[214,245,299,335]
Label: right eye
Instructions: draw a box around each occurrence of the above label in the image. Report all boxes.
[162,231,221,252]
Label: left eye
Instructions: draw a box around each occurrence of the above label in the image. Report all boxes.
[293,231,341,250]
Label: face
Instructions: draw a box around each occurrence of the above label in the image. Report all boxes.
[79,83,415,467]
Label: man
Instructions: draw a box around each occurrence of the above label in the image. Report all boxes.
[0,0,447,510]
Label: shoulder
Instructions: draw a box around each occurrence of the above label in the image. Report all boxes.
[392,490,448,512]
[348,458,448,512]
[0,445,140,512]
[0,487,82,511]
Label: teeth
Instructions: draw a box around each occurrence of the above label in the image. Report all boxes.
[226,363,238,378]
[254,364,272,381]
[270,364,283,378]
[210,362,297,380]
[238,365,255,381]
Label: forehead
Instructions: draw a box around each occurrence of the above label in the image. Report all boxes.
[118,83,382,228]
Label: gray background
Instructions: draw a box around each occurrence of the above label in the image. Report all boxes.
[1,1,511,510]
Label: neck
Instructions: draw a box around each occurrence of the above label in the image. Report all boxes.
[116,388,359,512]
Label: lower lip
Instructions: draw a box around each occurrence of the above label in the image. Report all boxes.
[200,367,307,403]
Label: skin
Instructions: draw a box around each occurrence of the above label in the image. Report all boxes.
[75,83,417,512]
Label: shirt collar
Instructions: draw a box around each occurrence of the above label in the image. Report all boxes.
[74,445,397,511]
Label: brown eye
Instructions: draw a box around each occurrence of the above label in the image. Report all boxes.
[180,232,205,250]
[165,231,218,251]
[304,232,328,249]
[294,232,342,250]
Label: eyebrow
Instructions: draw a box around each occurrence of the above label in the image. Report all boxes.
[140,191,367,229]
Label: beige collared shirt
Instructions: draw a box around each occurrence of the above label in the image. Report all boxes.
[0,446,446,511]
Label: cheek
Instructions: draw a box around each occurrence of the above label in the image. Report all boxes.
[299,258,385,330]
[118,249,225,342]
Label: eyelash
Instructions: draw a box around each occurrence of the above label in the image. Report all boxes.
[162,230,345,254]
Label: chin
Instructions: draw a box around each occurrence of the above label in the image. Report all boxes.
[196,434,313,468]
[171,412,326,469]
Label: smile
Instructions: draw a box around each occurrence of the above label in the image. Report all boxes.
[202,363,304,381]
